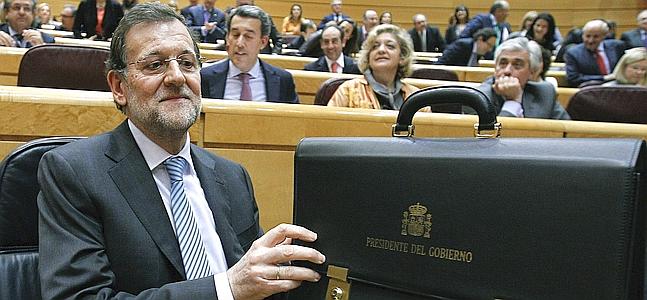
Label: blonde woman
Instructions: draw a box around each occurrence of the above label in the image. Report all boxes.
[603,47,647,86]
[328,24,426,110]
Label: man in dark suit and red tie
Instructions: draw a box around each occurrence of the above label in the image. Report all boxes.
[565,19,626,87]
[304,25,361,74]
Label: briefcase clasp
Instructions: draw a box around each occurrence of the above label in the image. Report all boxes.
[473,122,501,139]
[392,124,415,137]
[326,265,351,300]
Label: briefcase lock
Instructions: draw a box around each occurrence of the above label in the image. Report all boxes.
[473,122,501,139]
[325,265,351,300]
[392,124,415,137]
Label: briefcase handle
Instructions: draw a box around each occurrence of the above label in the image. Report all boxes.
[392,85,501,138]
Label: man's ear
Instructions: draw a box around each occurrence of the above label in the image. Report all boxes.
[260,35,269,48]
[107,70,128,109]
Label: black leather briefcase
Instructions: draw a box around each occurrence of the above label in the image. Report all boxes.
[290,86,646,300]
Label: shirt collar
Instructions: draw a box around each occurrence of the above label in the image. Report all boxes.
[227,59,262,79]
[489,14,498,25]
[127,119,193,171]
[597,42,605,52]
[324,55,345,68]
[7,25,19,37]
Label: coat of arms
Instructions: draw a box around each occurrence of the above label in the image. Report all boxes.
[401,202,432,238]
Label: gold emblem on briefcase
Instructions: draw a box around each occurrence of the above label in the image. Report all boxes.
[401,202,432,238]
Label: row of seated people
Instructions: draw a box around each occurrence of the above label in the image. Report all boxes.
[4,4,646,121]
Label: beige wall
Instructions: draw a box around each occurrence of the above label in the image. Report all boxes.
[41,0,646,38]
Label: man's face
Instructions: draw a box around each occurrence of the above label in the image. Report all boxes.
[226,15,268,73]
[60,8,74,29]
[364,10,378,29]
[320,27,344,61]
[6,0,34,33]
[494,50,531,88]
[638,11,647,31]
[582,26,606,51]
[111,20,202,137]
[476,36,496,55]
[493,8,509,23]
[204,0,215,10]
[331,1,342,14]
[414,15,426,32]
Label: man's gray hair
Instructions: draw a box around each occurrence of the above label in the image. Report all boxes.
[583,19,609,34]
[494,37,542,75]
[3,0,37,12]
[227,5,271,37]
[489,0,509,14]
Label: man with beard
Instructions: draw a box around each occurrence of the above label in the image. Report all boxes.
[37,3,324,299]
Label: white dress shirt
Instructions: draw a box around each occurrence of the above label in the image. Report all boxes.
[324,54,345,73]
[128,120,234,300]
[223,59,267,101]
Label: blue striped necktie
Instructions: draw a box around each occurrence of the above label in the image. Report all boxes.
[164,156,212,280]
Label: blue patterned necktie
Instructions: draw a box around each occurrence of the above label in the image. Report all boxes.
[164,156,212,280]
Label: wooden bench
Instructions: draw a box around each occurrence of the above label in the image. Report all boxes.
[2,85,646,229]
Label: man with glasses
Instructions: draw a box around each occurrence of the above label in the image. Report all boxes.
[473,37,570,119]
[58,4,76,31]
[37,3,324,299]
[201,5,299,103]
[0,0,53,47]
[436,28,497,66]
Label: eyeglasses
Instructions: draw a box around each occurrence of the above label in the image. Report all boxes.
[127,53,204,76]
[10,4,33,12]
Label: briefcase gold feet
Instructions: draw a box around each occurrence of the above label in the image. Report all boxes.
[325,265,351,300]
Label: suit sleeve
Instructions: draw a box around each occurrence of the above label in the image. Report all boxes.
[37,151,218,300]
[458,17,483,39]
[564,49,603,87]
[282,72,299,104]
[433,28,445,52]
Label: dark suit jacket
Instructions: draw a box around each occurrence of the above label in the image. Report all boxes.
[445,24,460,45]
[458,13,511,40]
[565,40,626,87]
[200,59,299,103]
[180,4,196,19]
[37,121,264,299]
[477,76,570,120]
[436,38,474,66]
[185,5,226,43]
[318,13,351,29]
[620,29,644,49]
[303,55,361,74]
[0,23,54,46]
[73,0,124,40]
[408,25,445,52]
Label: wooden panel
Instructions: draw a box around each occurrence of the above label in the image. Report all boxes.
[0,141,23,160]
[210,148,294,230]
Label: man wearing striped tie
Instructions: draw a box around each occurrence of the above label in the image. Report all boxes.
[37,3,325,300]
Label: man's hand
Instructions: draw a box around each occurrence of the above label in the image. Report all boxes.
[22,29,45,46]
[0,31,16,47]
[492,76,523,102]
[204,22,217,31]
[227,224,325,300]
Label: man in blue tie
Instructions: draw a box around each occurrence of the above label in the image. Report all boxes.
[37,3,324,299]
[0,0,54,48]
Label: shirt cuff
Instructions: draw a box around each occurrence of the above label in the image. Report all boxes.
[214,272,234,300]
[501,100,524,118]
[201,26,208,37]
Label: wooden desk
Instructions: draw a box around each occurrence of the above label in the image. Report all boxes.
[2,85,646,229]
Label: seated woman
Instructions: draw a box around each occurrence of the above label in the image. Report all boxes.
[525,13,557,52]
[328,24,423,110]
[603,47,647,86]
[282,4,303,35]
[36,3,62,30]
[509,11,536,39]
[445,5,469,45]
[73,0,124,40]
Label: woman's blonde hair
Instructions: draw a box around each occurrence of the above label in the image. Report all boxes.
[357,24,414,78]
[611,47,647,86]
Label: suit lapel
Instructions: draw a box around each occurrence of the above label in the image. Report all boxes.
[261,60,280,102]
[209,60,228,99]
[106,122,186,277]
[317,57,328,72]
[190,147,245,266]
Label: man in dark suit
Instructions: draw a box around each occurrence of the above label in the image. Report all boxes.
[459,0,510,55]
[185,0,226,43]
[408,14,445,52]
[180,0,198,19]
[436,28,497,66]
[38,3,324,299]
[201,5,299,103]
[357,9,378,47]
[565,19,626,87]
[318,0,351,29]
[475,37,569,120]
[304,25,360,74]
[620,10,647,49]
[0,0,54,47]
